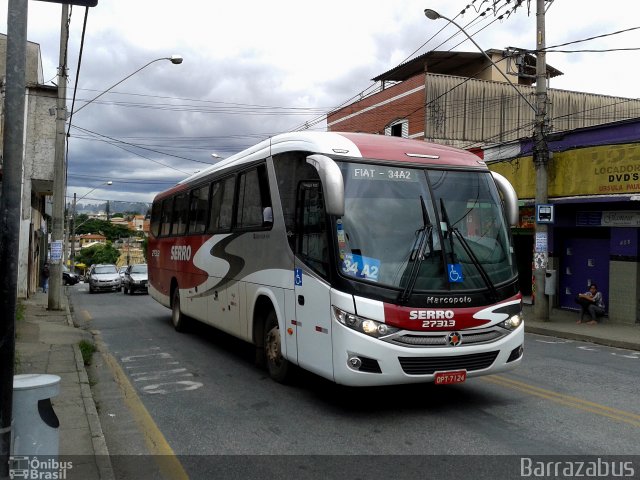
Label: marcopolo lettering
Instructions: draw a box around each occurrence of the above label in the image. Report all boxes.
[170,245,192,261]
[425,296,472,305]
[409,310,455,320]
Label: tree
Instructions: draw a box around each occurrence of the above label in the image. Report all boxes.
[75,217,130,242]
[76,242,120,267]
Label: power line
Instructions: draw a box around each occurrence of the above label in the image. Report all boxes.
[68,173,179,185]
[70,125,213,165]
[544,25,640,51]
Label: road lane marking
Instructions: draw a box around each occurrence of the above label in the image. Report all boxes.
[131,369,192,382]
[142,380,204,395]
[120,349,204,395]
[577,346,599,351]
[534,339,573,344]
[482,375,640,428]
[610,352,640,359]
[92,333,189,480]
[121,352,173,362]
[126,361,180,369]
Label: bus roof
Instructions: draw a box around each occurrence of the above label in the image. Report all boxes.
[155,132,486,201]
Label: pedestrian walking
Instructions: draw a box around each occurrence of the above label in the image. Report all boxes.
[42,262,50,293]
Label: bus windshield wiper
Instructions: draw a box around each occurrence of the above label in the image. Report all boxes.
[439,199,498,301]
[398,196,433,304]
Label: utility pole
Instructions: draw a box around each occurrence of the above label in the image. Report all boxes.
[0,2,28,474]
[48,3,69,310]
[70,193,77,271]
[533,0,550,321]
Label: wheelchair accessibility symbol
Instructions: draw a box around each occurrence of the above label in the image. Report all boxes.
[447,264,463,283]
[294,268,303,286]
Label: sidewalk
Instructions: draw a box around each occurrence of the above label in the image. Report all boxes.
[15,291,114,480]
[524,303,640,351]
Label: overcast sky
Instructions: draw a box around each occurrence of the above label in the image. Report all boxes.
[2,0,640,207]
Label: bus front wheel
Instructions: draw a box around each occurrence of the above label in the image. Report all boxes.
[171,288,189,332]
[264,311,290,383]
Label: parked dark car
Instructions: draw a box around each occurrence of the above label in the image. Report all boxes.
[88,264,121,293]
[122,264,148,295]
[62,265,80,286]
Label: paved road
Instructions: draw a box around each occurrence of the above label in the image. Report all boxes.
[69,284,640,479]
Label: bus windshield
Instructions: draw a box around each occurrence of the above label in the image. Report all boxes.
[335,162,517,293]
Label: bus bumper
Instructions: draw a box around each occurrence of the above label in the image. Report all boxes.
[331,321,524,387]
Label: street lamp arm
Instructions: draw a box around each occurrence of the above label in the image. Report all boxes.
[424,9,537,113]
[75,180,113,203]
[73,55,183,115]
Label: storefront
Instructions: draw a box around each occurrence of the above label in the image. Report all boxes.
[486,119,640,324]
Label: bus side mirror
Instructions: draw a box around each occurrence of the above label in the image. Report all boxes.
[305,154,345,216]
[491,171,519,226]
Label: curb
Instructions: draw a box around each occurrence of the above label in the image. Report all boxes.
[65,298,115,480]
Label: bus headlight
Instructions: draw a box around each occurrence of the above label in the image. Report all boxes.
[332,306,399,338]
[500,312,523,330]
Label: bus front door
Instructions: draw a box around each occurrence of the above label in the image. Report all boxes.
[294,266,333,380]
[293,181,334,380]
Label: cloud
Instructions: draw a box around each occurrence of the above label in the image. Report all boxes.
[3,0,640,205]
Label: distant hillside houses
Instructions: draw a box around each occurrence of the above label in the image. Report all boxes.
[82,213,150,235]
[110,214,149,234]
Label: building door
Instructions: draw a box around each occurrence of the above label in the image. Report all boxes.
[559,237,609,311]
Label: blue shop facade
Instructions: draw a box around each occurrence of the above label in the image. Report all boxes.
[486,118,640,325]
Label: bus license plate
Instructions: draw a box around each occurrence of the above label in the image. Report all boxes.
[434,370,466,385]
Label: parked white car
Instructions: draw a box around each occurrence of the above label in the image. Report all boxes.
[88,264,121,293]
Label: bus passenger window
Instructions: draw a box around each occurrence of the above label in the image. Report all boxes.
[209,176,234,232]
[171,193,189,236]
[160,198,173,236]
[188,184,209,234]
[237,168,264,229]
[150,201,162,237]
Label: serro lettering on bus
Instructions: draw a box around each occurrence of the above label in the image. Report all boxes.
[170,245,192,261]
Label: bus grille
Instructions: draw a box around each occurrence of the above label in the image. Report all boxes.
[389,329,506,348]
[398,351,499,375]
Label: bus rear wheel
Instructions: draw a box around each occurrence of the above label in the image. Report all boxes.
[171,288,189,332]
[264,311,290,383]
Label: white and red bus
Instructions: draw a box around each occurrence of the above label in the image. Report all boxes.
[148,132,524,386]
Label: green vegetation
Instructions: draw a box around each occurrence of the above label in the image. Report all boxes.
[76,241,121,266]
[79,339,97,366]
[74,215,131,242]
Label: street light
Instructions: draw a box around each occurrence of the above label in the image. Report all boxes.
[69,181,112,274]
[73,55,183,115]
[424,7,550,320]
[49,55,183,310]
